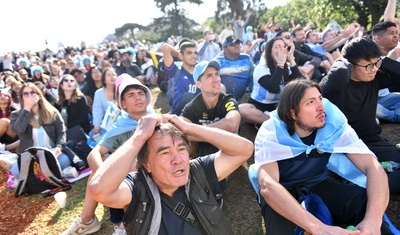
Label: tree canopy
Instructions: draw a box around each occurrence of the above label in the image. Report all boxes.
[110,0,393,44]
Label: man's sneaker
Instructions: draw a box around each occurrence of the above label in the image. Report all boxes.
[112,226,127,235]
[62,215,101,235]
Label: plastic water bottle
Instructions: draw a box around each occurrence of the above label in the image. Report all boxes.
[346,225,356,231]
[380,161,400,172]
[61,107,68,125]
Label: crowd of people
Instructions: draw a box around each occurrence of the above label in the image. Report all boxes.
[1,0,400,234]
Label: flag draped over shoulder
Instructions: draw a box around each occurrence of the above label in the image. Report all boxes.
[99,106,156,144]
[254,98,374,187]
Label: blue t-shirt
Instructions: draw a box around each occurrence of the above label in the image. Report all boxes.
[166,62,200,114]
[278,131,331,192]
[306,42,326,56]
[215,53,254,100]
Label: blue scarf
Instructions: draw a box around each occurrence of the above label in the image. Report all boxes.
[254,98,374,187]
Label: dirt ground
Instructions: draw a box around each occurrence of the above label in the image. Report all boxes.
[0,87,399,234]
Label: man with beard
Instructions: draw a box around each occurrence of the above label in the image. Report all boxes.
[254,79,389,235]
[115,48,146,84]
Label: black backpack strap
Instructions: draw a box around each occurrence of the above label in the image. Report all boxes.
[159,191,198,227]
[188,159,234,235]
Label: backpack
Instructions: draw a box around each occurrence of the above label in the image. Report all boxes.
[294,186,333,235]
[15,146,70,197]
[157,58,168,92]
[123,160,232,235]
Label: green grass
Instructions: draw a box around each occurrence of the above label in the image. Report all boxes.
[46,178,115,234]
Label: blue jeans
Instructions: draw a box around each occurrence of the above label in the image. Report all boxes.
[376,92,400,122]
[10,153,72,179]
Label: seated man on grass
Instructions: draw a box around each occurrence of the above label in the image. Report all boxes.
[255,79,390,234]
[181,60,240,157]
[87,114,254,234]
[62,74,154,235]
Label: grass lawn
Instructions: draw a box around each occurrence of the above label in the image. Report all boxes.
[1,86,399,234]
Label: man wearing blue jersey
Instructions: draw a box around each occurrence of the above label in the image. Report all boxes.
[215,36,254,101]
[162,40,200,115]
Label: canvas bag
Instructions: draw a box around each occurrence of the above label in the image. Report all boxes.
[15,146,70,197]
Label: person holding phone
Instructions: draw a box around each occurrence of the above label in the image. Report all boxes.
[197,27,221,62]
[239,37,302,128]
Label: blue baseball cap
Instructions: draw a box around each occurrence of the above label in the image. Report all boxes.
[193,60,221,82]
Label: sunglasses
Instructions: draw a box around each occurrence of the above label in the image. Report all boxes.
[228,42,242,47]
[283,35,292,39]
[63,79,75,83]
[23,91,36,96]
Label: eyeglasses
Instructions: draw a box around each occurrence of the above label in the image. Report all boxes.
[351,58,382,71]
[63,79,75,83]
[282,35,292,40]
[23,91,36,96]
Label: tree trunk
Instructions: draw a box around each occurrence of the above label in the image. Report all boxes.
[228,0,244,17]
[364,0,385,26]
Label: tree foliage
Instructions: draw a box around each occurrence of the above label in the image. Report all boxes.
[261,0,387,30]
[112,0,392,44]
[150,0,204,41]
[212,0,266,36]
[115,23,147,39]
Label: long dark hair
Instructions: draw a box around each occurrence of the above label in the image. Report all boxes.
[277,79,321,135]
[0,92,14,117]
[265,37,289,80]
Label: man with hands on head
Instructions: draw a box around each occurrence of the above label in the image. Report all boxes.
[88,114,254,235]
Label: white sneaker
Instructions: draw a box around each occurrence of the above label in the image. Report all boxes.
[62,166,79,178]
[112,226,127,235]
[62,215,101,235]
